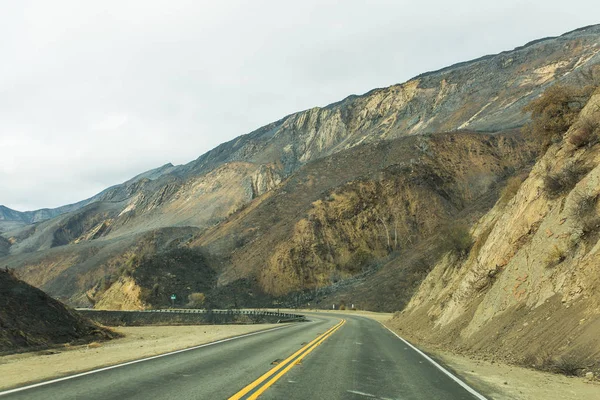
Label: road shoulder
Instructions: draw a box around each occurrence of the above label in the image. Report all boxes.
[0,324,276,391]
[378,318,600,400]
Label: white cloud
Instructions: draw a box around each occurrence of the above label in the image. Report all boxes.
[1,0,599,210]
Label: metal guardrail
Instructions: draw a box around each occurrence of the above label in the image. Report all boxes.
[77,308,307,322]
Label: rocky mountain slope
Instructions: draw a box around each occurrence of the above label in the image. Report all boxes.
[1,25,599,312]
[192,131,535,298]
[0,269,115,354]
[390,86,600,376]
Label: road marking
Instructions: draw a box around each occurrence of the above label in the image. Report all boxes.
[245,320,345,400]
[0,324,294,397]
[346,389,376,397]
[380,323,488,400]
[229,319,345,400]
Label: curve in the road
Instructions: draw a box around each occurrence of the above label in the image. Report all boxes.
[230,319,345,400]
[0,313,489,400]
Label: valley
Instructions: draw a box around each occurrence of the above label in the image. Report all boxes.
[2,23,600,399]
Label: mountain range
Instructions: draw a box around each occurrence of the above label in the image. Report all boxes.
[1,24,599,323]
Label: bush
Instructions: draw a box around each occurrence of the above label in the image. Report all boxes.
[553,355,585,376]
[439,223,473,258]
[343,249,374,273]
[570,191,600,239]
[545,245,566,268]
[543,162,590,199]
[187,292,206,308]
[568,117,600,148]
[523,84,594,151]
[499,173,528,204]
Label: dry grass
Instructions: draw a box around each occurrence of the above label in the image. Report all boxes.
[439,223,473,258]
[545,245,566,268]
[570,191,600,244]
[499,173,529,205]
[523,84,594,151]
[568,116,600,148]
[552,355,586,376]
[187,292,206,308]
[543,162,590,199]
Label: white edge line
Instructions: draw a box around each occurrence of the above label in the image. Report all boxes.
[0,324,293,397]
[381,323,488,400]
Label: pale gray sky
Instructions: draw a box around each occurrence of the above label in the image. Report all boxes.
[1,0,598,211]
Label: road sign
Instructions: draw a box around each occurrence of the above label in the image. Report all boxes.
[170,294,176,300]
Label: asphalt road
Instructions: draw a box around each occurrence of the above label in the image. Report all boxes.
[0,313,486,400]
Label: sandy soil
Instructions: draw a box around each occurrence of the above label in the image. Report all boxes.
[0,324,274,391]
[422,346,600,400]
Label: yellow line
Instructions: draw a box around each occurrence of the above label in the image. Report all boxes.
[247,319,345,399]
[228,319,345,400]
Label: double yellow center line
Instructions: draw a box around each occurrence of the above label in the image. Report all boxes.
[228,319,346,400]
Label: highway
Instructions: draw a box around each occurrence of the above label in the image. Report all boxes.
[0,313,486,400]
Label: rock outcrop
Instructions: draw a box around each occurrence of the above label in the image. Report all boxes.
[391,89,600,373]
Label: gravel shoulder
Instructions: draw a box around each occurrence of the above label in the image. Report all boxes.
[0,324,274,391]
[425,348,600,400]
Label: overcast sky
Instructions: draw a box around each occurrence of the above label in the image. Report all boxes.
[1,1,599,211]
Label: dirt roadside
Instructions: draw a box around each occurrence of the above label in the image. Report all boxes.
[0,324,275,391]
[425,347,600,400]
[387,323,600,399]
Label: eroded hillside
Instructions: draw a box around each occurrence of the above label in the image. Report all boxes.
[0,269,115,354]
[390,87,600,376]
[193,132,535,302]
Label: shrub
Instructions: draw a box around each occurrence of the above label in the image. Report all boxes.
[499,173,528,204]
[99,276,112,291]
[534,352,586,376]
[570,191,600,239]
[545,245,566,268]
[344,249,374,273]
[568,117,600,148]
[523,84,593,151]
[439,223,473,258]
[187,292,206,308]
[543,162,590,199]
[553,355,585,376]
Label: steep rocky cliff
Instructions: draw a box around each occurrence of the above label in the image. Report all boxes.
[390,88,600,375]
